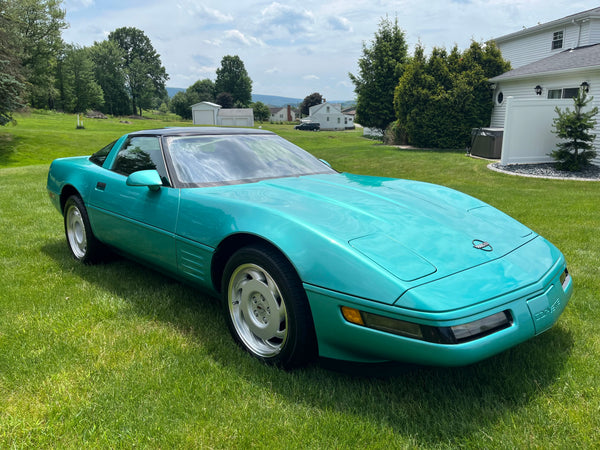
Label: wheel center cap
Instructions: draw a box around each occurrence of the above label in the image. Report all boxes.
[251,293,271,322]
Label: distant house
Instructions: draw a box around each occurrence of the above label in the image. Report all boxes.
[191,102,254,127]
[269,105,296,122]
[488,7,600,165]
[308,102,354,131]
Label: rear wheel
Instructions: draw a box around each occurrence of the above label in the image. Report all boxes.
[64,195,104,264]
[222,245,316,368]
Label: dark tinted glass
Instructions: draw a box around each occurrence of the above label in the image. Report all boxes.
[89,140,116,166]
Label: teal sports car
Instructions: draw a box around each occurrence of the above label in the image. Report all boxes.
[47,127,573,369]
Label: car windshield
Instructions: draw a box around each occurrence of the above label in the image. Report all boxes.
[164,134,336,187]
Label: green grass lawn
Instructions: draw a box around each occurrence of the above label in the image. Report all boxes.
[1,111,599,448]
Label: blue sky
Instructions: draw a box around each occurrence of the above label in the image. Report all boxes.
[62,0,596,100]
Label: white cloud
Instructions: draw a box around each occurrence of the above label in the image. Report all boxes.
[258,2,316,38]
[223,30,266,47]
[177,2,233,23]
[265,67,281,75]
[62,0,596,99]
[327,16,353,32]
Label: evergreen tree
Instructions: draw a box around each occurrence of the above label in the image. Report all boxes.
[57,45,104,113]
[551,89,598,171]
[7,0,67,109]
[0,1,24,125]
[349,16,408,132]
[394,40,510,148]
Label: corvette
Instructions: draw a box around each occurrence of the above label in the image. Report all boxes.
[47,127,573,368]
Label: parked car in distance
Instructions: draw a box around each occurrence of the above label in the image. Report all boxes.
[294,122,320,131]
[47,127,572,370]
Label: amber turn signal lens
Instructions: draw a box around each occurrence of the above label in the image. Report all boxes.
[341,306,364,325]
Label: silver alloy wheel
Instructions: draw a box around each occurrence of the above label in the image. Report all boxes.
[65,204,87,259]
[228,263,288,357]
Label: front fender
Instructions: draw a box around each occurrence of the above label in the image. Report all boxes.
[178,190,407,304]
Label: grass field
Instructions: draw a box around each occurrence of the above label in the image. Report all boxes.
[1,111,599,448]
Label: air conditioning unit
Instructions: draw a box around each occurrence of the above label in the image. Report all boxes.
[470,128,503,159]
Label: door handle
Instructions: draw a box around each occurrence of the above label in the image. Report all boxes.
[96,182,106,191]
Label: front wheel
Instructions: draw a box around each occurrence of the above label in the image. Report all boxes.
[222,245,316,368]
[63,195,104,264]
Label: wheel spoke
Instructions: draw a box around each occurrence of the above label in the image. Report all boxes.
[228,263,289,357]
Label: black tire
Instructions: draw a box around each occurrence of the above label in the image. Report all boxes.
[63,195,105,264]
[221,245,317,369]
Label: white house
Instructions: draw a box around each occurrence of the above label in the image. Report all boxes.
[489,7,600,165]
[191,101,254,127]
[308,102,354,131]
[269,106,296,122]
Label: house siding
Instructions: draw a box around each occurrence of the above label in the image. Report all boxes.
[308,103,347,131]
[496,22,583,68]
[491,70,600,165]
[589,18,600,42]
[491,70,598,128]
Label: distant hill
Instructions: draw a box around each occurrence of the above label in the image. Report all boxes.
[166,88,354,108]
[251,94,301,107]
[166,87,185,98]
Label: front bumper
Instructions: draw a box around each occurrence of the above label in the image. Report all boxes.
[305,245,572,366]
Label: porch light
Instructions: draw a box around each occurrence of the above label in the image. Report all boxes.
[535,85,543,95]
[581,81,590,92]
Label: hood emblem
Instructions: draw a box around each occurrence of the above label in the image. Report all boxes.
[473,239,493,252]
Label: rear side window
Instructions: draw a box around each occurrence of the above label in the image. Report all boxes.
[89,140,116,166]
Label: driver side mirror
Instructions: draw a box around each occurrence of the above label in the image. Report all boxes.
[126,170,163,191]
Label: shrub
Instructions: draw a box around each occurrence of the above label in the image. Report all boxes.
[551,89,598,171]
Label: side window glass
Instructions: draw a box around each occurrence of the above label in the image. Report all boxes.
[90,140,116,166]
[112,136,169,185]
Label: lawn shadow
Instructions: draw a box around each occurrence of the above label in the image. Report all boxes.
[42,240,575,446]
[0,132,19,166]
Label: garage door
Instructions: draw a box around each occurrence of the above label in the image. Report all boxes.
[193,110,215,125]
[220,118,251,127]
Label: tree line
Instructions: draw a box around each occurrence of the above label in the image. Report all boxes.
[0,0,257,124]
[350,17,511,149]
[0,0,169,121]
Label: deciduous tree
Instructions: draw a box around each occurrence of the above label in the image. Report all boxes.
[89,40,130,115]
[108,27,168,116]
[215,55,252,107]
[300,92,322,116]
[252,101,270,122]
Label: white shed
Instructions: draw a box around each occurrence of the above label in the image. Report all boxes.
[191,102,221,125]
[218,108,254,127]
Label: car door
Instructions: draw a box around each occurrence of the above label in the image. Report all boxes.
[87,135,179,272]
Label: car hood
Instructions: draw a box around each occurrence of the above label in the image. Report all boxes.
[208,173,536,286]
